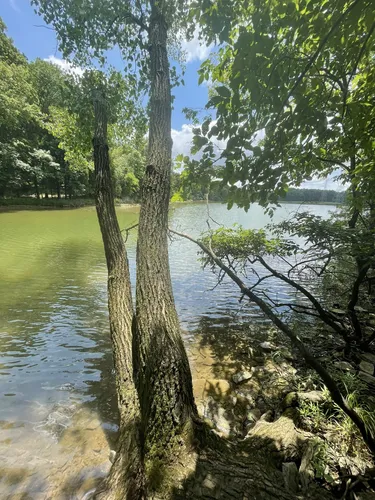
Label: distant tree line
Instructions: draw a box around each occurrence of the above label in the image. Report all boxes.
[0,18,146,202]
[171,172,346,205]
[281,188,346,204]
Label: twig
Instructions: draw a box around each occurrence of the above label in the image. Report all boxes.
[205,192,223,228]
[121,222,138,242]
[249,274,273,290]
[33,24,55,31]
[209,268,226,291]
[275,0,362,124]
[257,255,348,339]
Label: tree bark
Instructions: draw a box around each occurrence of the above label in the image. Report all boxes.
[56,178,61,199]
[134,1,196,484]
[348,157,360,230]
[34,175,40,199]
[64,168,68,199]
[92,91,144,500]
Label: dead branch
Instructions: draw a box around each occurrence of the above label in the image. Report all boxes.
[121,222,138,242]
[168,226,375,455]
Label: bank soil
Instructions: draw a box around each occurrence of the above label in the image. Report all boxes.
[181,326,375,500]
[2,326,375,499]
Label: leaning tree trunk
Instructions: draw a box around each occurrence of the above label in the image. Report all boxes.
[170,228,375,455]
[92,91,144,500]
[134,2,196,489]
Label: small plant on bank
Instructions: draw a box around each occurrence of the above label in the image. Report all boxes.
[299,369,375,460]
[310,440,335,484]
[332,391,375,456]
[299,400,330,434]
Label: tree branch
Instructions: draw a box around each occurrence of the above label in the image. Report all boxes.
[275,0,362,123]
[348,20,375,87]
[260,291,321,318]
[314,155,347,169]
[128,12,149,32]
[168,227,375,455]
[121,222,138,242]
[347,263,371,339]
[257,255,348,339]
[317,68,346,92]
[287,253,331,277]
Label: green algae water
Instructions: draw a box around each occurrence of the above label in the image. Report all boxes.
[0,203,333,499]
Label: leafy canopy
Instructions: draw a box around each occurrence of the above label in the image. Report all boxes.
[0,19,27,65]
[31,0,195,85]
[188,0,375,209]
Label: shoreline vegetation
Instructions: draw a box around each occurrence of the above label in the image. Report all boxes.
[0,194,343,211]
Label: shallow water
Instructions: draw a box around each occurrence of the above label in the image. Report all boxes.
[0,202,333,498]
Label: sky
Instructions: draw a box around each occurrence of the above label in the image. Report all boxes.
[1,0,339,190]
[1,0,211,155]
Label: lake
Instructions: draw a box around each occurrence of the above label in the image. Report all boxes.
[0,202,334,498]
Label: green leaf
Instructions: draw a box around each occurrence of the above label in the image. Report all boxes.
[216,86,231,98]
[202,118,211,136]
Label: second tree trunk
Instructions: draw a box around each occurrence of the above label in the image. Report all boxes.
[134,3,196,479]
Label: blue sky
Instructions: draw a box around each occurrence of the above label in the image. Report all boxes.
[1,0,211,154]
[1,0,340,190]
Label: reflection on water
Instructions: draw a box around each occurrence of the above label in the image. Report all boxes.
[0,202,333,498]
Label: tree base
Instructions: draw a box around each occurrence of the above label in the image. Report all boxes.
[94,415,333,500]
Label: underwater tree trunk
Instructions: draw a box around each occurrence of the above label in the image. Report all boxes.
[92,91,144,500]
[134,1,196,488]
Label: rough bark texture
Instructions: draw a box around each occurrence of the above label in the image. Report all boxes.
[134,2,196,486]
[34,175,40,199]
[92,92,144,499]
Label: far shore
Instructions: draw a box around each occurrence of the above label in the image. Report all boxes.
[0,198,341,212]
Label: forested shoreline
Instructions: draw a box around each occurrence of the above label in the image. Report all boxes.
[1,0,375,499]
[0,186,346,208]
[0,19,146,203]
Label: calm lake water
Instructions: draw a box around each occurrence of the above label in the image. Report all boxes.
[0,202,333,498]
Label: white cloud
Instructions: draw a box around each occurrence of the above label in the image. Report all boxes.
[172,124,195,158]
[171,124,345,192]
[301,172,346,191]
[181,29,213,63]
[44,55,84,77]
[201,76,213,88]
[9,0,20,13]
[171,122,227,160]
